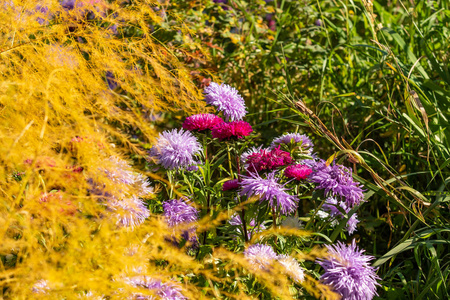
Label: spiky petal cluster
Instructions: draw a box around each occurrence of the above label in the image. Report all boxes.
[277,255,305,283]
[211,121,253,140]
[284,164,313,180]
[321,197,359,235]
[318,241,380,300]
[163,198,199,227]
[310,161,364,208]
[182,113,224,132]
[204,82,247,121]
[270,133,313,154]
[245,146,293,173]
[108,195,150,228]
[240,172,298,215]
[149,129,201,170]
[124,276,186,300]
[222,179,240,191]
[244,244,278,270]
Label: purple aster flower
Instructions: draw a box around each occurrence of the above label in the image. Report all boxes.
[317,240,380,300]
[321,197,360,235]
[270,133,314,154]
[244,244,278,270]
[124,276,186,300]
[163,198,199,245]
[108,195,150,228]
[277,255,305,283]
[284,164,313,180]
[222,179,240,191]
[204,82,247,121]
[182,113,224,132]
[149,129,202,170]
[240,172,299,215]
[211,121,253,140]
[163,198,199,227]
[310,161,364,208]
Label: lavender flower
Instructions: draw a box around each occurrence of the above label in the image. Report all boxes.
[310,161,364,208]
[277,255,305,283]
[31,279,50,294]
[149,129,202,170]
[204,82,247,121]
[318,240,380,300]
[321,197,359,235]
[270,133,313,154]
[108,195,150,228]
[124,276,186,300]
[240,172,299,215]
[163,198,199,227]
[244,244,278,270]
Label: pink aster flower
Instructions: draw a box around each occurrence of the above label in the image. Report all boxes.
[246,146,293,173]
[284,164,313,180]
[222,179,240,191]
[211,121,253,140]
[182,113,224,132]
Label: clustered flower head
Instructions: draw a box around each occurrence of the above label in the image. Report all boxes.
[245,146,293,173]
[310,161,364,208]
[240,172,299,215]
[182,113,224,132]
[124,276,186,300]
[318,240,380,300]
[108,195,150,228]
[149,129,202,170]
[222,179,240,191]
[270,133,314,154]
[211,120,253,140]
[163,198,199,227]
[284,164,313,180]
[321,197,359,235]
[204,82,247,121]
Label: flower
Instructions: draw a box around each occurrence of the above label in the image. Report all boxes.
[244,244,278,270]
[240,172,298,215]
[284,164,313,180]
[163,198,199,227]
[182,113,224,132]
[245,146,293,173]
[241,145,264,164]
[277,255,305,283]
[321,197,359,235]
[211,121,253,140]
[204,82,247,121]
[108,195,150,228]
[310,161,364,208]
[222,179,240,191]
[31,279,51,294]
[149,129,202,170]
[270,133,313,154]
[317,240,380,300]
[124,276,186,300]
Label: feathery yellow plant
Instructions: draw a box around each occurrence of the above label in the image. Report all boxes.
[0,1,336,299]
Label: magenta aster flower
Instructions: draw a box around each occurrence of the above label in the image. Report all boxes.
[204,82,247,121]
[246,146,293,173]
[310,161,364,208]
[244,244,278,270]
[211,121,253,140]
[270,133,313,154]
[284,164,312,180]
[149,129,202,170]
[240,172,298,215]
[222,179,240,191]
[318,240,380,300]
[182,113,224,132]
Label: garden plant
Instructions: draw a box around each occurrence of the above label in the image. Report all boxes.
[1,0,449,300]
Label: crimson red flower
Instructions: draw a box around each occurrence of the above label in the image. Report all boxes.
[246,146,293,173]
[182,114,224,131]
[211,121,252,140]
[222,179,240,191]
[284,164,312,180]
